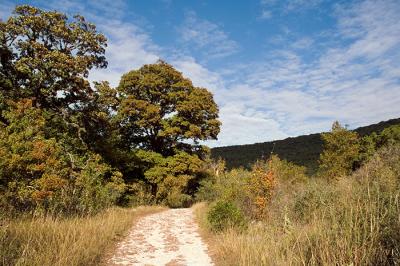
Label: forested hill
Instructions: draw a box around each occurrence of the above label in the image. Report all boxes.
[211,118,400,173]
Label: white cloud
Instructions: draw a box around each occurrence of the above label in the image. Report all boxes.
[89,21,160,87]
[259,9,272,19]
[178,11,239,59]
[169,0,400,147]
[172,56,223,94]
[219,0,400,139]
[259,0,322,19]
[208,103,288,147]
[284,0,322,12]
[171,56,289,147]
[291,37,314,50]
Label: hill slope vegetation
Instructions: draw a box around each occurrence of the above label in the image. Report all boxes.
[211,118,400,172]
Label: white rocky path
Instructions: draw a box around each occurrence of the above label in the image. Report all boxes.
[108,208,214,266]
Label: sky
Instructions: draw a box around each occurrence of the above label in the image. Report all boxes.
[1,0,400,147]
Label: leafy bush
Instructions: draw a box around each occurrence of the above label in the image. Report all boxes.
[0,100,125,216]
[270,155,308,184]
[246,161,276,219]
[207,200,247,232]
[319,121,360,179]
[197,156,307,220]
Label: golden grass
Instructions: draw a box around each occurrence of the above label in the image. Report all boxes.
[197,146,400,266]
[192,202,217,259]
[0,206,165,266]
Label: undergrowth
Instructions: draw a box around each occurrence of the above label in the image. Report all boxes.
[197,145,400,265]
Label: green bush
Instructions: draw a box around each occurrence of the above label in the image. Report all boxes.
[0,100,126,216]
[207,200,246,232]
[165,190,192,208]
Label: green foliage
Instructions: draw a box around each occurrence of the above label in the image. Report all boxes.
[116,61,220,156]
[357,125,400,166]
[270,155,307,184]
[197,156,306,220]
[1,5,221,212]
[319,121,360,179]
[207,201,246,232]
[211,118,400,173]
[358,132,378,164]
[0,5,107,112]
[196,167,251,209]
[137,150,204,207]
[107,61,221,207]
[378,124,400,147]
[0,99,125,216]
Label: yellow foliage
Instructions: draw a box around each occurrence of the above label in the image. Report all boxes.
[247,159,276,219]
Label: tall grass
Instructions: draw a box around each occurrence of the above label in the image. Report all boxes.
[199,145,400,265]
[0,206,165,266]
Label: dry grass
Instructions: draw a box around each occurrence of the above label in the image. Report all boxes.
[198,145,400,266]
[192,202,220,265]
[0,206,165,266]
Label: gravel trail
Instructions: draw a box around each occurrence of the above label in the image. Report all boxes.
[108,208,214,266]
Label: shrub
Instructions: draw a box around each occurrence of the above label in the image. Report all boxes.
[0,100,126,216]
[122,181,155,207]
[246,160,276,219]
[207,201,246,232]
[319,121,360,179]
[165,190,193,208]
[270,155,308,184]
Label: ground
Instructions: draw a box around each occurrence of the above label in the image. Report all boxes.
[108,208,214,266]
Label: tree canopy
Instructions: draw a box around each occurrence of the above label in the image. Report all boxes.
[0,5,107,114]
[116,61,220,156]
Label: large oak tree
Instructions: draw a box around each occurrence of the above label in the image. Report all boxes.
[116,61,221,157]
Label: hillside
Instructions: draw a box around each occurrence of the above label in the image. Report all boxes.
[211,118,400,173]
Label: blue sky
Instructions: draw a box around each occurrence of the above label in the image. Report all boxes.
[1,0,400,147]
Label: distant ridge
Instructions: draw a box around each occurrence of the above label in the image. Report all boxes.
[211,118,400,173]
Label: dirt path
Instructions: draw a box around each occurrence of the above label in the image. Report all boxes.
[108,208,214,266]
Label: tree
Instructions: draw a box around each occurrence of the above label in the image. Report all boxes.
[0,5,107,115]
[319,121,360,179]
[113,61,221,204]
[116,60,220,157]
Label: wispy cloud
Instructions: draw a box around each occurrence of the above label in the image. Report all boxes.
[291,37,314,50]
[215,0,400,143]
[259,9,272,19]
[169,56,290,146]
[259,0,323,19]
[178,11,239,60]
[172,56,224,94]
[284,0,322,12]
[90,21,160,87]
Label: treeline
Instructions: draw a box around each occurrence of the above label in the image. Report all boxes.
[0,5,220,216]
[211,118,400,173]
